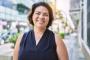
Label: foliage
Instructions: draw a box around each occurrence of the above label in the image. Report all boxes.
[59,32,65,39]
[9,32,20,45]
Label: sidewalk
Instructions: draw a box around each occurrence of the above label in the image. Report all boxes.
[64,33,85,60]
[0,43,13,60]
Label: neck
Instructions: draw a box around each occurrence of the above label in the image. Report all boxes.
[34,27,46,34]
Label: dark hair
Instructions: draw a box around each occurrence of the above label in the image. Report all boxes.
[28,2,54,28]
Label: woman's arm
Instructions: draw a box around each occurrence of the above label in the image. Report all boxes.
[13,33,23,60]
[55,34,69,60]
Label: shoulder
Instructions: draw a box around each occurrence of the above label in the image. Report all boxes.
[13,33,24,60]
[14,30,31,49]
[15,33,24,47]
[55,33,62,40]
[47,29,54,34]
[54,33,65,47]
[54,33,69,60]
[14,33,24,51]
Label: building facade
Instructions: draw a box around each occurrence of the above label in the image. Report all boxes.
[81,0,90,47]
[69,0,80,29]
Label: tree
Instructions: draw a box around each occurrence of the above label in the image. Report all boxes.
[16,4,29,14]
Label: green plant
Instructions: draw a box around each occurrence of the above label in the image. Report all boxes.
[9,33,20,45]
[59,32,65,39]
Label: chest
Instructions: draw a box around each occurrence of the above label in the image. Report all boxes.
[18,30,58,60]
[25,30,55,50]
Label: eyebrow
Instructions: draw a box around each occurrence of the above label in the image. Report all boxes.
[35,11,49,14]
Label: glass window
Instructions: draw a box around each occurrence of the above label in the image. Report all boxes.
[87,0,90,47]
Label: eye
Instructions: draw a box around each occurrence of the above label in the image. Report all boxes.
[43,13,49,16]
[35,12,40,15]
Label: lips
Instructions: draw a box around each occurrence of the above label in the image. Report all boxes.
[36,20,45,24]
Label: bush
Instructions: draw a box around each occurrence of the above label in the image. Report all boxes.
[59,32,65,39]
[9,32,20,45]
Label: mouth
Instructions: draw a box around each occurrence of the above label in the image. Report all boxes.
[36,20,45,24]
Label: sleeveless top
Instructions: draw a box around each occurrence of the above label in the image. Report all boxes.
[18,29,58,60]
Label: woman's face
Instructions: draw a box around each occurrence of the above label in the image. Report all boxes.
[32,6,49,29]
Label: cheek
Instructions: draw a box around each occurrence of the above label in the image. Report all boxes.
[32,15,35,20]
[32,15,37,22]
[45,17,49,23]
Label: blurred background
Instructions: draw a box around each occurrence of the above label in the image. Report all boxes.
[0,0,90,60]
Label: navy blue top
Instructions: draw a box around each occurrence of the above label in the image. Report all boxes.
[18,29,58,60]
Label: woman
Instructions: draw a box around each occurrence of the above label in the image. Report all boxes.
[13,2,68,60]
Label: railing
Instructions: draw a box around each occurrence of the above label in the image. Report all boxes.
[81,40,90,60]
[78,38,90,60]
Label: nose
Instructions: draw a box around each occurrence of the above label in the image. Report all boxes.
[39,14,44,19]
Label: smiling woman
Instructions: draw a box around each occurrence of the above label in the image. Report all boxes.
[32,6,49,29]
[13,2,68,60]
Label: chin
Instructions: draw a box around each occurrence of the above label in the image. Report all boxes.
[37,25,46,29]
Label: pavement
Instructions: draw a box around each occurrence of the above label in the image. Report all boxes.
[0,43,14,56]
[0,43,13,60]
[64,33,85,60]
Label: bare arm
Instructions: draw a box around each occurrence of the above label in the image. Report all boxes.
[13,33,24,60]
[55,34,69,60]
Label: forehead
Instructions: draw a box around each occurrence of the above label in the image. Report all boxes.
[34,6,49,13]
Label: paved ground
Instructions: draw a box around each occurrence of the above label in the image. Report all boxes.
[0,43,13,55]
[0,43,13,60]
[64,33,85,60]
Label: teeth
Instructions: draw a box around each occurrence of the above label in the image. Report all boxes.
[35,18,45,23]
[37,20,45,23]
